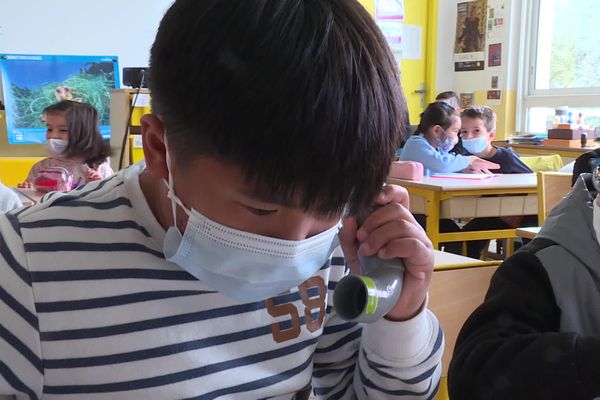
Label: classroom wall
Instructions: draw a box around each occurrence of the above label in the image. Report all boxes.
[0,0,173,89]
[0,0,174,156]
[435,0,522,139]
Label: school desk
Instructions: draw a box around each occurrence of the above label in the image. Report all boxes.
[11,187,44,206]
[388,174,538,251]
[496,141,600,164]
[516,226,541,240]
[429,255,501,399]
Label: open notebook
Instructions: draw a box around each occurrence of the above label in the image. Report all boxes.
[430,173,499,180]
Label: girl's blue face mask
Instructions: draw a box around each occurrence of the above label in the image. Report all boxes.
[436,128,456,153]
[161,140,341,303]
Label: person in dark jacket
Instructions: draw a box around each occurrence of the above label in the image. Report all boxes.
[572,148,600,185]
[449,172,600,400]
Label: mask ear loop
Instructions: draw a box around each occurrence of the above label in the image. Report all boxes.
[163,134,192,230]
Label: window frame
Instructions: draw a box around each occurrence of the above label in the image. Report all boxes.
[517,0,600,132]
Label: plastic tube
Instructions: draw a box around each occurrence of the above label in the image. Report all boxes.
[333,252,405,323]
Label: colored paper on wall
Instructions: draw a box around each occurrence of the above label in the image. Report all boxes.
[460,93,474,109]
[488,43,502,67]
[454,0,488,71]
[487,90,501,100]
[375,0,405,20]
[491,75,499,88]
[377,20,403,64]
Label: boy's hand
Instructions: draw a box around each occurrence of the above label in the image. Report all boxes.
[465,156,500,174]
[339,185,434,321]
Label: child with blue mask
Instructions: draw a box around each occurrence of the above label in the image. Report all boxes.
[400,101,499,175]
[0,1,443,399]
[460,105,536,259]
[460,105,532,174]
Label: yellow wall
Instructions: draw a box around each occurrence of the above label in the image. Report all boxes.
[357,0,438,124]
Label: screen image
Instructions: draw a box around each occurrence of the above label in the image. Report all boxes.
[0,54,119,144]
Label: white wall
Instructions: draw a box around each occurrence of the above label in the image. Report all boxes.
[0,0,174,94]
[436,0,519,94]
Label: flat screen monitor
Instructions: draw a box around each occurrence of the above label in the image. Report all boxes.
[0,54,119,144]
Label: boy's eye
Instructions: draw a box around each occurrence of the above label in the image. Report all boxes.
[246,206,277,216]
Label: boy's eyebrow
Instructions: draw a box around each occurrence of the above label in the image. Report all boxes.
[243,188,298,208]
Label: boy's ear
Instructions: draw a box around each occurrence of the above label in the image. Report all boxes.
[489,129,496,141]
[140,114,169,180]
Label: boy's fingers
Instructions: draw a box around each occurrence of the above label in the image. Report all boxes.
[357,202,415,240]
[376,237,434,276]
[339,216,361,274]
[358,218,431,257]
[375,184,409,209]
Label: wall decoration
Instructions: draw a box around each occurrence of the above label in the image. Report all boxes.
[377,20,403,64]
[491,75,499,88]
[460,92,475,109]
[454,0,487,71]
[375,0,405,20]
[488,43,502,67]
[375,0,405,65]
[487,90,501,100]
[0,54,119,144]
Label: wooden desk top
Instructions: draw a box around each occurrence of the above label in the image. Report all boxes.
[11,188,44,206]
[388,173,537,191]
[516,226,541,240]
[434,250,499,270]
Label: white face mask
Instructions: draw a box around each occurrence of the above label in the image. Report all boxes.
[45,138,69,156]
[161,144,341,302]
[462,136,488,155]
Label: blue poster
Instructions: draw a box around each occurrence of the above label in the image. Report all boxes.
[0,54,119,144]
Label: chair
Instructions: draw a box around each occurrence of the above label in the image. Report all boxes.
[429,261,501,400]
[520,154,564,173]
[537,171,573,225]
[483,154,564,258]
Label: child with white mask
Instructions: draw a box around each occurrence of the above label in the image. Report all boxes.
[450,169,600,399]
[0,1,443,399]
[19,100,113,190]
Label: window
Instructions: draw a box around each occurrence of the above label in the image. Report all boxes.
[518,0,600,133]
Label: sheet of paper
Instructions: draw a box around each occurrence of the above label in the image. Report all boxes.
[430,173,499,180]
[402,24,422,60]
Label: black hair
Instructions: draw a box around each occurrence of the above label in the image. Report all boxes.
[149,0,407,217]
[414,102,459,135]
[461,105,496,132]
[436,91,459,103]
[43,100,110,169]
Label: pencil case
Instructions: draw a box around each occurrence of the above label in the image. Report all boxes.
[388,160,424,180]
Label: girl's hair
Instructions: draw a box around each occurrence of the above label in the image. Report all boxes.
[43,100,111,169]
[414,101,459,135]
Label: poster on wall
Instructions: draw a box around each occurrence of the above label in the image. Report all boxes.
[0,54,119,144]
[454,0,487,71]
[375,0,405,66]
[377,20,403,64]
[488,43,502,67]
[375,0,405,20]
[460,93,474,109]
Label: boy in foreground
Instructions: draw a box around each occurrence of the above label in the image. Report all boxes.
[0,1,442,399]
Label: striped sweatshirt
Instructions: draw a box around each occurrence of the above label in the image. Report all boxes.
[0,163,443,399]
